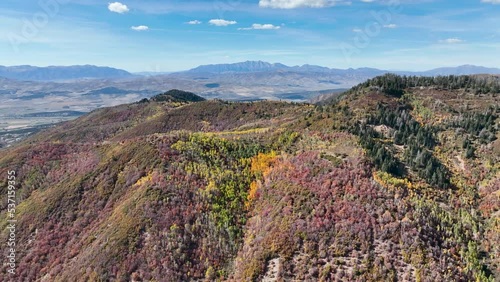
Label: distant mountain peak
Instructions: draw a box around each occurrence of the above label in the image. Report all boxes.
[186,61,284,73]
[0,65,134,81]
[422,65,500,76]
[184,61,382,74]
[185,61,500,76]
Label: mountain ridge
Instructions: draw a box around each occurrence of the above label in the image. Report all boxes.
[0,64,135,81]
[1,62,499,82]
[184,60,500,76]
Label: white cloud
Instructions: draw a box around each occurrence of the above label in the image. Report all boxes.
[131,25,149,31]
[384,24,397,28]
[259,0,337,9]
[208,19,237,26]
[352,28,363,33]
[439,38,464,44]
[239,24,281,30]
[361,0,375,2]
[481,0,500,4]
[187,20,202,25]
[108,2,129,14]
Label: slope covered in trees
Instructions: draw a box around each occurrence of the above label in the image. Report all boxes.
[149,89,207,103]
[0,75,499,281]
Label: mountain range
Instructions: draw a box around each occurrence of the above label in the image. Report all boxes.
[184,61,500,76]
[0,65,135,81]
[0,62,499,82]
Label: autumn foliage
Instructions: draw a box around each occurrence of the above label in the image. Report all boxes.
[0,77,498,281]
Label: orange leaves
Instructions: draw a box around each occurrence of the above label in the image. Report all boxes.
[250,151,277,177]
[246,151,279,209]
[246,181,259,209]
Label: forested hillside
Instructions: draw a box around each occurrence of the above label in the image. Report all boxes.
[0,75,498,281]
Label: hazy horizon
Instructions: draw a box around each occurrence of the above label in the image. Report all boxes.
[1,0,499,72]
[1,61,499,74]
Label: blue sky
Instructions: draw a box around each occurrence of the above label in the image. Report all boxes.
[1,0,499,72]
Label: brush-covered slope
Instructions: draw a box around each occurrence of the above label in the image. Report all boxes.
[0,76,499,282]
